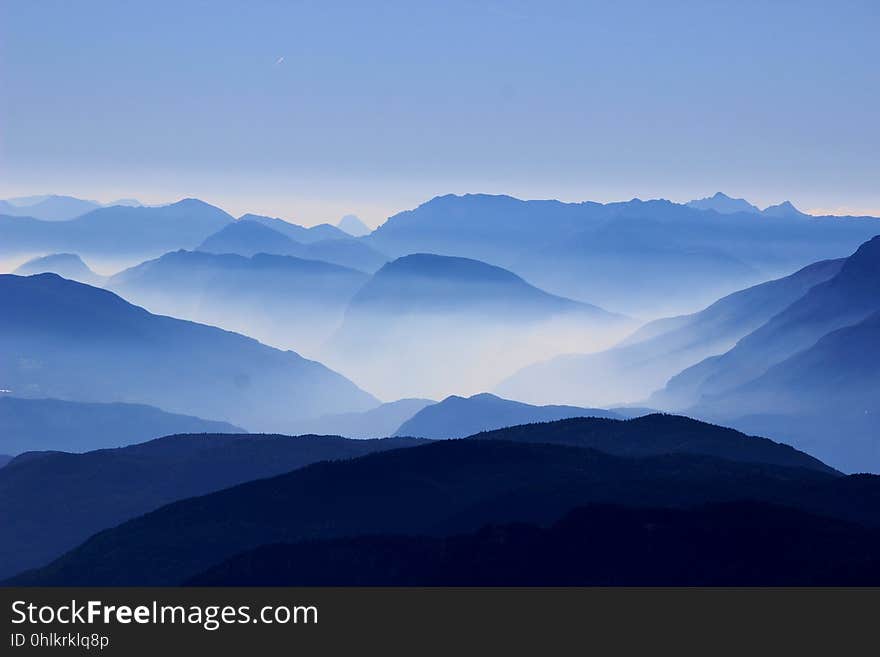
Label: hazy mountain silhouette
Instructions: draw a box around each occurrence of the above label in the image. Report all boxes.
[689,311,880,473]
[394,393,620,439]
[639,235,880,471]
[0,396,241,454]
[0,433,424,580]
[0,198,233,262]
[188,502,880,586]
[0,455,10,469]
[0,195,101,221]
[240,214,349,243]
[198,219,388,272]
[0,273,377,431]
[345,253,608,316]
[367,193,879,315]
[763,201,809,218]
[14,253,104,285]
[337,214,371,237]
[293,398,435,439]
[656,235,880,410]
[687,192,761,215]
[13,428,872,585]
[108,250,369,352]
[197,219,300,257]
[497,258,844,407]
[303,238,388,273]
[326,253,631,399]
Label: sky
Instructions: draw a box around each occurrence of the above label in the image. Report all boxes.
[1,0,878,226]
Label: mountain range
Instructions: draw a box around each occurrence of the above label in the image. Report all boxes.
[0,396,241,454]
[657,236,880,408]
[188,501,880,586]
[686,192,809,218]
[0,433,424,580]
[685,311,880,472]
[636,235,880,472]
[497,257,845,407]
[108,249,369,353]
[0,199,232,267]
[0,273,377,431]
[0,195,104,221]
[7,414,853,585]
[239,214,350,243]
[198,219,388,272]
[366,193,879,315]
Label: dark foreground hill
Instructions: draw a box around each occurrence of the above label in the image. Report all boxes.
[14,428,877,586]
[189,502,880,586]
[0,433,424,580]
[470,414,835,474]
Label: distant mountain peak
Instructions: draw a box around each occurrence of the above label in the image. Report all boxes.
[14,253,102,285]
[239,212,294,224]
[337,214,371,237]
[171,197,217,209]
[762,200,809,218]
[687,192,761,215]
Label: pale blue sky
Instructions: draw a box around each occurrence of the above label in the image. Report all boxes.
[1,0,878,225]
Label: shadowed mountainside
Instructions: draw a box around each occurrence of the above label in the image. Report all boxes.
[689,311,880,473]
[188,502,880,586]
[0,273,377,431]
[656,236,880,410]
[470,414,835,473]
[497,257,844,407]
[0,433,424,580]
[9,416,859,586]
[0,396,241,454]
